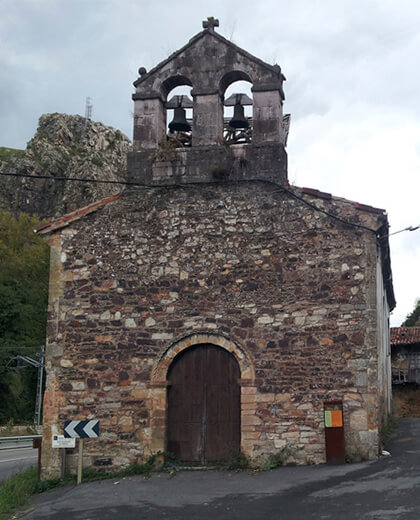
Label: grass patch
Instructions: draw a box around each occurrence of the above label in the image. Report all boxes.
[0,147,24,163]
[0,467,39,518]
[0,419,39,437]
[0,468,76,519]
[91,156,104,167]
[0,467,77,519]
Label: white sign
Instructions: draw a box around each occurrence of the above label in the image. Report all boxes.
[52,434,76,448]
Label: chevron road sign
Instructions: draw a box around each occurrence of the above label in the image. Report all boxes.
[64,420,99,438]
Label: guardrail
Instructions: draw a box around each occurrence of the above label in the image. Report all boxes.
[0,435,43,477]
[0,435,42,444]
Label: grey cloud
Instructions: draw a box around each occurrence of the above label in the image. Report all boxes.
[1,0,419,323]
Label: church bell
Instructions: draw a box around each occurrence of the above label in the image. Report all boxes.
[229,99,249,129]
[169,106,191,132]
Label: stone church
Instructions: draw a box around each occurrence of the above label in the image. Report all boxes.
[38,19,395,478]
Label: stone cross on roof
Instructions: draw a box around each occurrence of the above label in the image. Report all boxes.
[202,16,219,31]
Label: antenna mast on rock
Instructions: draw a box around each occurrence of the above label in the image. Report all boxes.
[85,97,93,125]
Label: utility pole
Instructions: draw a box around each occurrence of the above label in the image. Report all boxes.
[6,345,45,427]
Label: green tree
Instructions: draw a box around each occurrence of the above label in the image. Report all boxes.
[403,299,420,327]
[0,211,49,423]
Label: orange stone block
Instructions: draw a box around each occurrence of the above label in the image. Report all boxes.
[242,414,261,426]
[241,425,257,432]
[242,386,257,394]
[262,416,279,423]
[242,431,260,440]
[368,412,377,430]
[320,337,333,347]
[95,335,112,342]
[131,389,148,399]
[242,402,257,411]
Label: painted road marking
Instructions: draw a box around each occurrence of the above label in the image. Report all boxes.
[0,455,38,463]
[0,447,33,453]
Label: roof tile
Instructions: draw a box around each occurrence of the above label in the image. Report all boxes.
[391,327,420,345]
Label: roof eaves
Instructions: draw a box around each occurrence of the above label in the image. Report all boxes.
[35,194,120,235]
[300,187,332,200]
[391,327,420,346]
[300,187,386,215]
[354,202,385,215]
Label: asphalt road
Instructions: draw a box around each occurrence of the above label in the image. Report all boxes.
[22,418,420,519]
[0,447,38,481]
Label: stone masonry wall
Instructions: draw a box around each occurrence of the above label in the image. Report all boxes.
[41,182,384,478]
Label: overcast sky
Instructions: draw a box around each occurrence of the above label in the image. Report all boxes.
[1,0,419,326]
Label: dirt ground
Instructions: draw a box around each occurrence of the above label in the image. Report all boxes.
[393,385,420,418]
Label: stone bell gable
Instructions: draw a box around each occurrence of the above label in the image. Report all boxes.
[128,17,288,186]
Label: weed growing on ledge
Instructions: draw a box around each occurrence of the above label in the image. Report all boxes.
[148,139,179,163]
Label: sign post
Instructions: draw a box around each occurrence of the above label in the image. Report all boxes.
[63,420,99,485]
[33,437,42,479]
[77,438,83,485]
[52,435,76,478]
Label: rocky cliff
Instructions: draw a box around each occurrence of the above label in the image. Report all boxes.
[0,113,131,218]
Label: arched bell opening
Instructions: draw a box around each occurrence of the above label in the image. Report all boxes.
[220,72,253,145]
[165,85,193,148]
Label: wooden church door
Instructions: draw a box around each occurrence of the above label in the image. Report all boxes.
[167,344,240,463]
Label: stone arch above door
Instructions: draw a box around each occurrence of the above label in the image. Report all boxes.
[147,333,257,457]
[151,333,255,385]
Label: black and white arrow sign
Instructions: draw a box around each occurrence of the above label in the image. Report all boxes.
[64,420,99,438]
